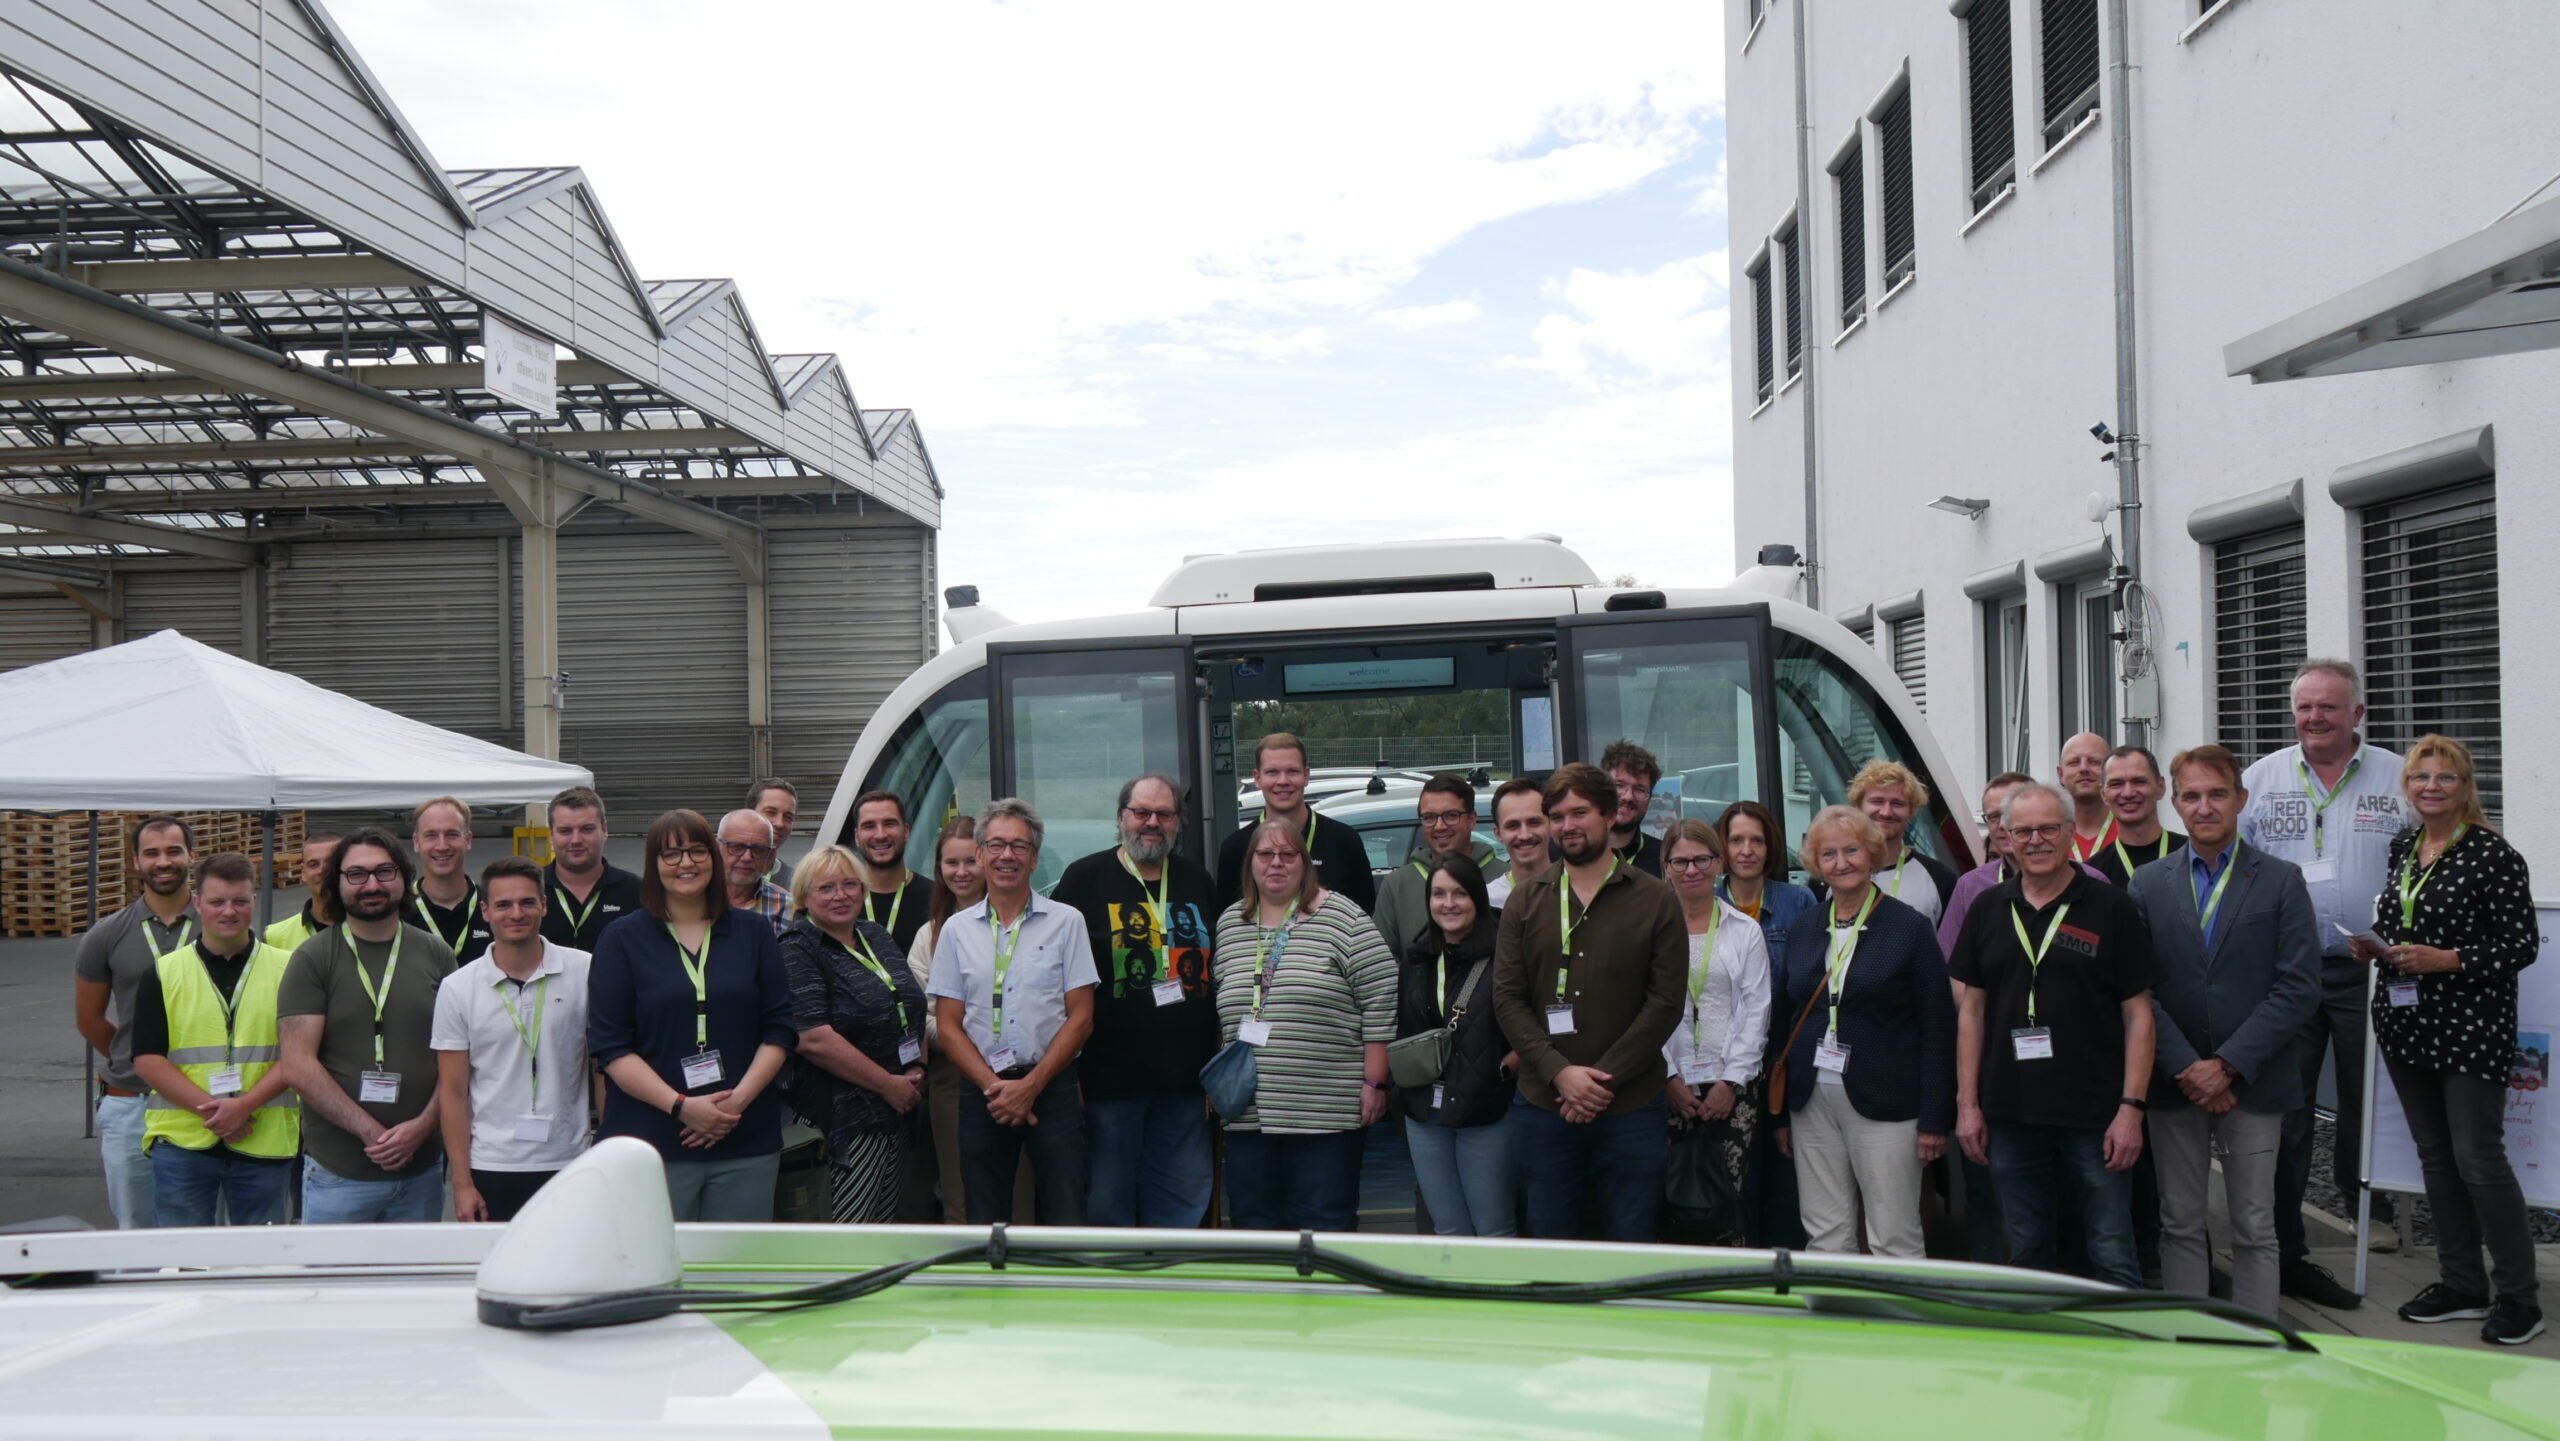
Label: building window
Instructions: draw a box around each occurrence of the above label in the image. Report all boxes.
[1962,0,2017,211]
[2039,0,2101,151]
[2362,480,2501,817]
[1832,141,1866,325]
[2212,525,2305,768]
[1982,593,2030,777]
[1748,255,1774,403]
[2055,578,2115,742]
[1777,222,1804,380]
[1877,89,1915,289]
[1890,612,1927,713]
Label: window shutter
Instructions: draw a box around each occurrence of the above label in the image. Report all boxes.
[1778,224,1804,378]
[2040,0,2101,150]
[1748,258,1774,402]
[1878,91,1916,288]
[2362,481,2501,817]
[1965,0,2017,209]
[2212,526,2305,769]
[1891,613,1927,713]
[1834,143,1867,323]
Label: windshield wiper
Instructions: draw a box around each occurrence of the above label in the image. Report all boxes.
[484,1230,2313,1351]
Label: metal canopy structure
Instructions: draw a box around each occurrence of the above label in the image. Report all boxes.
[2225,194,2560,383]
[0,0,941,791]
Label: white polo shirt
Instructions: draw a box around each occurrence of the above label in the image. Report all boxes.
[926,892,1098,1071]
[430,940,593,1171]
[2239,741,2406,953]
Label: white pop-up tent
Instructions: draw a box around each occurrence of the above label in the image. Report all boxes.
[0,629,591,811]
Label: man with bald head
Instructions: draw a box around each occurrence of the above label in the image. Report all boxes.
[2058,733,2116,863]
[718,810,792,934]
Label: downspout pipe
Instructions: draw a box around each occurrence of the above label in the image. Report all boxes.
[1791,0,1822,608]
[2106,0,2146,748]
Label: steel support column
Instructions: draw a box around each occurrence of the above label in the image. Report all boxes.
[745,535,773,779]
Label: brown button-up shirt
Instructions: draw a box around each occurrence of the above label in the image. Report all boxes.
[1493,860,1688,1116]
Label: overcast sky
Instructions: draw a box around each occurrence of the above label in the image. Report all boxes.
[334,1,1732,623]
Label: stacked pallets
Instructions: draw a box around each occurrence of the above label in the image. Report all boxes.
[0,809,309,937]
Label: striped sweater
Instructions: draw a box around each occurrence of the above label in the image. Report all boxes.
[1211,892,1399,1135]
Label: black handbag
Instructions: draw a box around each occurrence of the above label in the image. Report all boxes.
[1661,1119,1746,1245]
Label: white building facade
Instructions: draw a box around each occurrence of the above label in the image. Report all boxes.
[1724,0,2558,866]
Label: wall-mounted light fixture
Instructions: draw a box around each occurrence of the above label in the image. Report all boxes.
[1927,495,1990,520]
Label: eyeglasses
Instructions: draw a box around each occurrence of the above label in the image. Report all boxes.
[1123,807,1180,825]
[980,838,1036,856]
[1250,848,1300,864]
[1665,856,1720,872]
[2008,823,2066,842]
[1418,809,1471,828]
[717,839,774,855]
[659,846,714,866]
[807,879,862,899]
[338,865,401,885]
[1614,782,1653,799]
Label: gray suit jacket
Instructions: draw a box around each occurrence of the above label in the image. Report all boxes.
[2127,840,2322,1113]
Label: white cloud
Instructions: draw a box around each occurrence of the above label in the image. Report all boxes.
[1515,253,1730,390]
[1371,299,1483,330]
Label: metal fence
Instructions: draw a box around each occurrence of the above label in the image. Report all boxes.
[1232,734,1514,771]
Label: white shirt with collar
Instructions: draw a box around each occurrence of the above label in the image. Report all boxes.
[926,892,1100,1069]
[2239,741,2405,950]
[429,939,593,1170]
[1663,899,1775,1086]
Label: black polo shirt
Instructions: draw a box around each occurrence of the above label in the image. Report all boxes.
[1613,829,1663,878]
[541,861,644,952]
[410,878,493,964]
[1947,870,2161,1131]
[2090,829,2186,888]
[862,871,937,954]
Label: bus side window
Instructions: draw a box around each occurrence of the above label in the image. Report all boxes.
[858,674,992,874]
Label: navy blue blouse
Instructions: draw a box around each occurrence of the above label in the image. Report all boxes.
[590,906,799,1159]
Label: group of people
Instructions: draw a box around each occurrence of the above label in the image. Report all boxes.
[65,657,2541,1345]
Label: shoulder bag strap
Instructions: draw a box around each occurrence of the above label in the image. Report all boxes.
[1765,978,1830,1117]
[1445,957,1494,1028]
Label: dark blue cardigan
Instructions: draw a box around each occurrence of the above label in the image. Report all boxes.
[1766,892,1956,1133]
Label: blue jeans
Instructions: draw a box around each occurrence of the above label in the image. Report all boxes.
[1961,1155,2007,1263]
[300,1155,446,1224]
[1511,1092,1669,1242]
[1222,1126,1364,1232]
[1086,1093,1214,1227]
[1988,1122,2138,1287]
[1405,1114,1517,1237]
[96,1092,156,1229]
[150,1144,291,1226]
[958,1065,1087,1224]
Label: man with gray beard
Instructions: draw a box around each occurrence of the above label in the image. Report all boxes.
[1049,774,1221,1226]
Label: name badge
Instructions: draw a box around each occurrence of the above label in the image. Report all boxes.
[1680,1059,1716,1086]
[1238,1018,1274,1047]
[512,1113,550,1143]
[1814,1037,1850,1073]
[988,1045,1019,1071]
[2011,1027,2055,1061]
[680,1049,725,1089]
[1152,979,1185,1008]
[2388,979,2421,1008]
[898,1038,923,1066]
[2301,859,2338,886]
[1545,1005,1577,1036]
[204,1065,244,1097]
[1430,1082,1445,1111]
[358,1070,401,1104]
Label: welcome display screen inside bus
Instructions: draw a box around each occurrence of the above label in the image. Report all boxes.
[1282,658,1455,694]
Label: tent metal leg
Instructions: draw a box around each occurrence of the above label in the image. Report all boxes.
[81,811,98,1140]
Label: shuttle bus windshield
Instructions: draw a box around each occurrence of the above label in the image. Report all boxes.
[845,598,1969,893]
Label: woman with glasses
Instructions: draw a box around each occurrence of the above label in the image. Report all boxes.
[1213,816,1399,1231]
[1715,801,1817,955]
[590,808,798,1221]
[1392,852,1515,1236]
[778,844,927,1223]
[1660,819,1772,1238]
[2354,736,2543,1345]
[1766,805,1954,1259]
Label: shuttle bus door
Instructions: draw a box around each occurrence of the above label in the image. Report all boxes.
[1554,606,1781,834]
[985,639,1200,893]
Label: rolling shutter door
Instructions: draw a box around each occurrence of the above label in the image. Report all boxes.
[768,525,933,821]
[558,532,748,823]
[0,592,93,672]
[266,540,509,744]
[122,570,248,656]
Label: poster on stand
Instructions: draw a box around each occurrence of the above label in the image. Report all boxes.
[2366,902,2559,1210]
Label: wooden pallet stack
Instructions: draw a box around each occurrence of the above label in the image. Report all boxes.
[1,810,310,937]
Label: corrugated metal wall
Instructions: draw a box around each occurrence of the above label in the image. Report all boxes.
[265,539,510,744]
[557,532,748,823]
[0,591,95,671]
[121,569,249,656]
[769,526,933,821]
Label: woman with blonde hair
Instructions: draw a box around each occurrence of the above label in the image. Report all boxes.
[778,845,925,1222]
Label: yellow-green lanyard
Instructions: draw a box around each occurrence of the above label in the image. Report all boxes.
[2294,754,2363,858]
[494,972,549,1091]
[2399,825,2468,930]
[843,929,915,1033]
[141,915,195,961]
[667,923,713,1049]
[193,944,256,1066]
[2113,832,2172,874]
[1823,889,1879,1040]
[1688,905,1723,1048]
[1118,849,1171,939]
[415,886,477,954]
[867,877,909,936]
[2007,900,2074,1024]
[1555,858,1624,1001]
[350,927,404,1067]
[1251,915,1297,1019]
[987,905,1025,1039]
[2194,854,2237,948]
[552,877,603,937]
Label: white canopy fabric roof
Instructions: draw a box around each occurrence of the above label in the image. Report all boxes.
[0,629,591,810]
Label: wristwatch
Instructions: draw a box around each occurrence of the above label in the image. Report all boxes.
[668,1095,688,1122]
[2118,1096,2148,1112]
[1363,1079,1390,1091]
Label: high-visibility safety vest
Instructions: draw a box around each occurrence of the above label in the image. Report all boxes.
[263,910,323,955]
[142,940,301,1158]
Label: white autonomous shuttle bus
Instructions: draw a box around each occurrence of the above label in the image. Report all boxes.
[810,537,1980,889]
